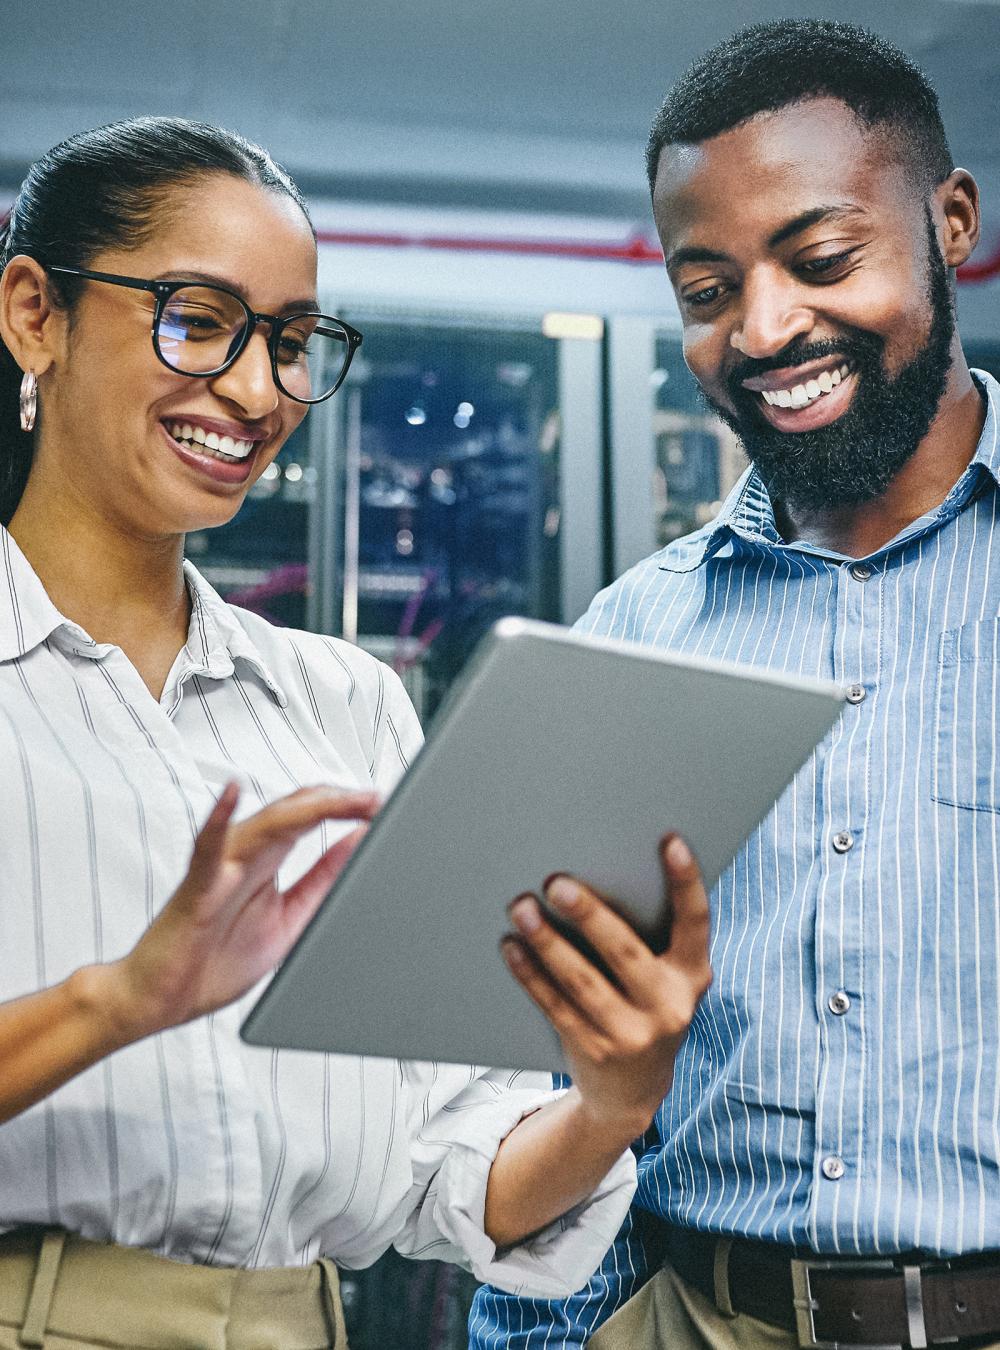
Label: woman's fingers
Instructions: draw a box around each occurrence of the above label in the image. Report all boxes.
[226,787,379,864]
[279,825,369,937]
[185,781,241,884]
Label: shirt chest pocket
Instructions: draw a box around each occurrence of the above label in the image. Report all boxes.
[932,617,1000,813]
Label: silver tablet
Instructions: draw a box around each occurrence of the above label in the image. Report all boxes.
[241,618,845,1072]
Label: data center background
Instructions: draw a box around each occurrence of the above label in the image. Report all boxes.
[4,1,1000,1343]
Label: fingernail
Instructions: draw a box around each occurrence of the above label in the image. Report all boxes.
[547,877,581,908]
[500,937,525,967]
[510,897,542,933]
[666,836,692,869]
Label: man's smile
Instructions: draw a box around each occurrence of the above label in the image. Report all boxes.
[740,359,860,432]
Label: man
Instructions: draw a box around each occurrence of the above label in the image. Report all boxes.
[470,18,1000,1349]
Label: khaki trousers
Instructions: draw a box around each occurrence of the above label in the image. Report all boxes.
[0,1230,349,1350]
[590,1261,1000,1350]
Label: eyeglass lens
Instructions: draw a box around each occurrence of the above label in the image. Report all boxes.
[155,285,352,401]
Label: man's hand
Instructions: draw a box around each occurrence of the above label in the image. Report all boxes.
[501,835,712,1139]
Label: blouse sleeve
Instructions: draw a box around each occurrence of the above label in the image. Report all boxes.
[390,1061,637,1299]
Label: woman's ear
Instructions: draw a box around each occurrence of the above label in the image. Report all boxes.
[0,256,66,377]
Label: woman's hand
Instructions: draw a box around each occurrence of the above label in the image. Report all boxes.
[501,835,712,1140]
[106,783,378,1040]
[0,783,377,1124]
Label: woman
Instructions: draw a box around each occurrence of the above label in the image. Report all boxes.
[0,117,711,1348]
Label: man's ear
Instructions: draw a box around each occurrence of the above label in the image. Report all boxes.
[936,168,980,269]
[0,255,66,377]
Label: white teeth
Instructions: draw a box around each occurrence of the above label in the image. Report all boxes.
[759,361,854,412]
[166,422,255,460]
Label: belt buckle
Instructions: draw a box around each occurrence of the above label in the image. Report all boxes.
[790,1256,905,1350]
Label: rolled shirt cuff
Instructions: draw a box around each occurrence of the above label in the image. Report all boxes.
[429,1089,638,1298]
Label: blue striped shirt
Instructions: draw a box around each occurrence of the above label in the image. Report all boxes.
[470,370,1000,1347]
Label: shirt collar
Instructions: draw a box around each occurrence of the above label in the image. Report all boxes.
[181,562,289,706]
[0,526,69,661]
[660,367,1000,573]
[0,528,288,707]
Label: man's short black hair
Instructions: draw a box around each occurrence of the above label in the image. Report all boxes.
[646,19,953,197]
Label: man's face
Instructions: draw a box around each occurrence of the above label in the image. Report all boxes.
[652,97,956,514]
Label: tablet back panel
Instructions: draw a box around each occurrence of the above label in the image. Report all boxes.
[241,618,844,1071]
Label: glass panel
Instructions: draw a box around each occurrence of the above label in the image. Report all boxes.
[342,317,561,718]
[652,334,747,546]
[185,417,314,629]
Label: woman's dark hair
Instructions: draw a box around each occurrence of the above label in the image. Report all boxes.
[646,19,953,197]
[0,115,312,525]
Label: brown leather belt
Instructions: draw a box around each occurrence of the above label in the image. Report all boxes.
[663,1225,1000,1347]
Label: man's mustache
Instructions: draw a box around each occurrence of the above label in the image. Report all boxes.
[726,332,883,397]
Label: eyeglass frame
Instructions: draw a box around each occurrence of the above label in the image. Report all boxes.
[45,264,363,404]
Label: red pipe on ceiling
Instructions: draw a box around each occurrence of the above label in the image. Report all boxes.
[315,227,1000,284]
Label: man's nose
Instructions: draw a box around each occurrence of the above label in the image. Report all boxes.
[729,272,813,360]
[209,329,280,419]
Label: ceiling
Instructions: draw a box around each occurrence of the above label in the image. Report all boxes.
[3,0,1000,234]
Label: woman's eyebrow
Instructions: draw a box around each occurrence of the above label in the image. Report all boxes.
[154,269,319,311]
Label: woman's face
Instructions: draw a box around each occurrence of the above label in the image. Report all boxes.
[40,172,318,538]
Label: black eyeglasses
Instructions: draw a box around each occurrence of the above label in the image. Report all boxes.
[46,265,363,404]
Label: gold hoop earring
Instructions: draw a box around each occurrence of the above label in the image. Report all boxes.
[19,370,37,433]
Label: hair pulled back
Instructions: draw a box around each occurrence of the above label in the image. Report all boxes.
[0,116,311,525]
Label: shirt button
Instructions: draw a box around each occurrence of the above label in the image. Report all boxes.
[846,684,866,704]
[850,563,873,581]
[822,1155,846,1181]
[828,990,851,1015]
[832,830,854,853]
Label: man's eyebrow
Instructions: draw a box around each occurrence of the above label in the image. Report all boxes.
[665,206,868,274]
[664,245,730,274]
[767,205,867,248]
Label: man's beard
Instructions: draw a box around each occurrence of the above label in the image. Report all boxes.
[700,214,956,515]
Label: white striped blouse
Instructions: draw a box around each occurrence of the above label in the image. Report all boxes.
[0,531,634,1295]
[470,369,1000,1345]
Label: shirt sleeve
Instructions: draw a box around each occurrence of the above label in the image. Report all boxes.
[466,1132,667,1346]
[389,1062,637,1299]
